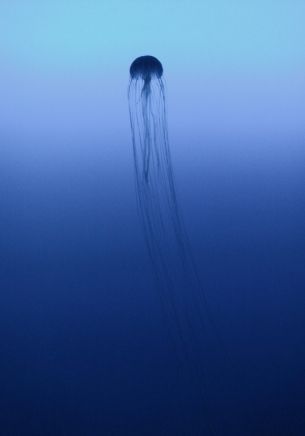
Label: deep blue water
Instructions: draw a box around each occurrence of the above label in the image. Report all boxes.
[1,134,305,435]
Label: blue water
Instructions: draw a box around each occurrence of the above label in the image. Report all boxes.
[1,132,304,435]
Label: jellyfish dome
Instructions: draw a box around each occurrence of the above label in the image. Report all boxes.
[130,55,163,82]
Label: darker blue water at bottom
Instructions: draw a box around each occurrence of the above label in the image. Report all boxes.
[0,136,304,435]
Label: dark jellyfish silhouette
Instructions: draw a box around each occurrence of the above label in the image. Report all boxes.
[130,55,163,82]
[128,56,222,435]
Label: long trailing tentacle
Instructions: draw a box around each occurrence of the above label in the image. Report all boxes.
[128,74,223,436]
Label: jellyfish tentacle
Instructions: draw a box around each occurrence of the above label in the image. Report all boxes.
[128,55,223,436]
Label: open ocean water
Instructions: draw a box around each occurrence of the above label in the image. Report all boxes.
[1,131,304,435]
[1,1,305,434]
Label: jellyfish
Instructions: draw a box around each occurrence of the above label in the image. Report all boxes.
[128,56,220,434]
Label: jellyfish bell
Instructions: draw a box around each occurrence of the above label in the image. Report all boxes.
[130,55,163,83]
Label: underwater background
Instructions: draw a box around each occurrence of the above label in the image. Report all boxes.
[1,1,305,435]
